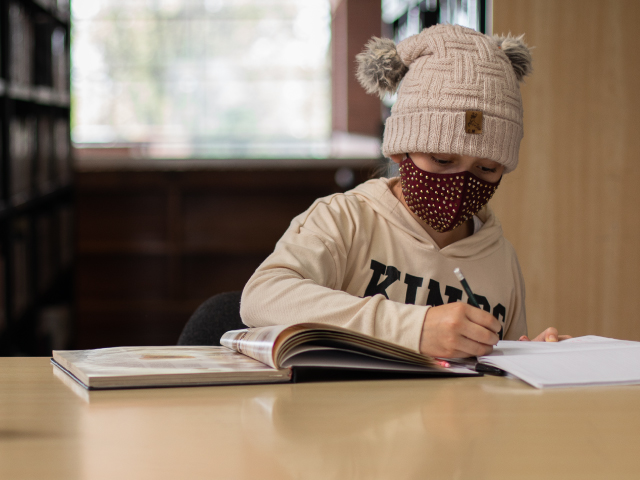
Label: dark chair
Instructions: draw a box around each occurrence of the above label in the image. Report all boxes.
[178,291,245,346]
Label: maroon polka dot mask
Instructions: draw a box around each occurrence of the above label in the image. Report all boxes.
[399,155,501,233]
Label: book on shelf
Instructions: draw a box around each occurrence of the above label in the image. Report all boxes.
[9,2,35,87]
[10,116,37,204]
[53,118,71,186]
[8,2,69,101]
[11,218,31,318]
[36,115,54,193]
[51,27,69,94]
[33,0,70,18]
[57,204,73,267]
[36,213,56,293]
[51,323,478,390]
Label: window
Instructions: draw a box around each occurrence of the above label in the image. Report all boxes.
[72,0,332,159]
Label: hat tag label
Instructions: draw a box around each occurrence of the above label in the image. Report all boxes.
[465,110,483,134]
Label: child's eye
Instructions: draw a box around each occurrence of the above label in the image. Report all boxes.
[479,166,497,173]
[432,156,451,165]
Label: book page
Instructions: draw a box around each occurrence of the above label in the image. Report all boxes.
[221,323,437,369]
[221,325,292,369]
[281,347,473,374]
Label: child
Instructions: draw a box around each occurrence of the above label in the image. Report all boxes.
[240,24,566,358]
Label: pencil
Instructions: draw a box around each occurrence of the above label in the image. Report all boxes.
[453,268,480,308]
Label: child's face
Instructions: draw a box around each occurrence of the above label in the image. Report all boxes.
[390,152,504,184]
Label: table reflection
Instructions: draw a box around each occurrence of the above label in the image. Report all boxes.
[239,379,497,479]
[50,368,639,480]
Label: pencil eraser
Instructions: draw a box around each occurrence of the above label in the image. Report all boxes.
[453,268,464,282]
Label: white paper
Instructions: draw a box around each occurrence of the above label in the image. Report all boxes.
[479,336,640,388]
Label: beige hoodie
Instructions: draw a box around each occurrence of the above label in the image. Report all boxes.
[241,178,527,352]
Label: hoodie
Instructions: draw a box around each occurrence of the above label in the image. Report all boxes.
[240,178,527,352]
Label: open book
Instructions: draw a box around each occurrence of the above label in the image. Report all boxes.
[52,323,477,390]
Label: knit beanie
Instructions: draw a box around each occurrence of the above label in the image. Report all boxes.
[356,24,532,173]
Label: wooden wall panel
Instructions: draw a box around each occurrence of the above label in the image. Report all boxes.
[182,254,270,300]
[77,192,168,250]
[491,0,640,340]
[77,255,171,300]
[182,193,314,253]
[75,166,376,348]
[76,311,188,349]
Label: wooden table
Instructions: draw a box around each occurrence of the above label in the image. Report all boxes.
[1,358,639,479]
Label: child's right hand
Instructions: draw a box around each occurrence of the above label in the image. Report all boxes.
[419,303,501,358]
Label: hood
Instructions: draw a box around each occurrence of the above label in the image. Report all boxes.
[345,177,506,260]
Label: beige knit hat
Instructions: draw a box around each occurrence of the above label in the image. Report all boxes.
[356,24,532,173]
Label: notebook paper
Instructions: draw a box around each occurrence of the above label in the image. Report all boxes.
[478,336,640,388]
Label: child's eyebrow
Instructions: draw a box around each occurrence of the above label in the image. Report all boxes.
[478,158,500,166]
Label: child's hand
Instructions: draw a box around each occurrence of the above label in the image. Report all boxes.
[420,303,501,358]
[518,327,572,342]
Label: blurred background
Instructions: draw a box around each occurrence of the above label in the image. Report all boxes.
[1,0,638,355]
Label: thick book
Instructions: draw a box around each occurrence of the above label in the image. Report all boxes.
[51,323,477,390]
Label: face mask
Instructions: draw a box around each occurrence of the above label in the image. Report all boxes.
[399,155,501,233]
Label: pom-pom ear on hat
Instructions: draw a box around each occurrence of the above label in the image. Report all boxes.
[356,37,408,99]
[493,33,533,82]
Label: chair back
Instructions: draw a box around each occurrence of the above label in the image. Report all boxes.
[178,291,244,346]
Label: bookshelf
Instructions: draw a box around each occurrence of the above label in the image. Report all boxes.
[0,0,73,355]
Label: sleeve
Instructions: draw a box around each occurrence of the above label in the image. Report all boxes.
[502,251,527,340]
[240,195,428,353]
